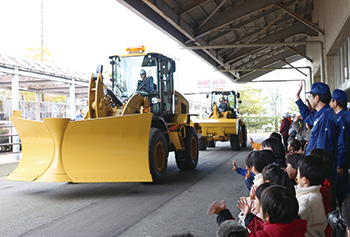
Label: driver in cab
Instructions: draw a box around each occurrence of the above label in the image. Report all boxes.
[218,96,230,112]
[137,69,154,94]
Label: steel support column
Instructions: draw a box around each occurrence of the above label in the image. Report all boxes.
[69,80,76,120]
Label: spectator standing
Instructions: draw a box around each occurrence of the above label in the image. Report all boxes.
[292,115,311,141]
[76,108,85,121]
[330,89,350,207]
[295,81,338,157]
[279,112,291,151]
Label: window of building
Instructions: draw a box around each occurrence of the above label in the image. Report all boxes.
[334,37,350,87]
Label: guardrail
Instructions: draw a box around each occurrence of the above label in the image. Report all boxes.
[0,121,21,155]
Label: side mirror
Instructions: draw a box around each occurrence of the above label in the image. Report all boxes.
[93,64,103,80]
[206,94,209,98]
[167,61,176,73]
[96,65,103,74]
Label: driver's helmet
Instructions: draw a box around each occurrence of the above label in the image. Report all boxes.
[140,69,146,75]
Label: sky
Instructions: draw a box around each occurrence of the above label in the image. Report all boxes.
[0,0,229,92]
[0,0,307,114]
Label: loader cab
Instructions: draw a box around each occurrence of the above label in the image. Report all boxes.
[109,52,175,119]
[211,91,238,117]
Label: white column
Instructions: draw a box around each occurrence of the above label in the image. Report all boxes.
[35,93,40,120]
[11,68,20,157]
[11,68,19,112]
[69,80,76,120]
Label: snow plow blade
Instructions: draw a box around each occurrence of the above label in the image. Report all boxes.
[7,114,153,183]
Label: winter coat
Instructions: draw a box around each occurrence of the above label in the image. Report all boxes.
[248,218,307,237]
[295,185,327,237]
[280,118,291,136]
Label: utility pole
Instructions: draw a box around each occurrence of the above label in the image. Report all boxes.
[40,0,44,61]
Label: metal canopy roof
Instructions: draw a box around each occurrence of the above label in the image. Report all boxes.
[0,54,89,96]
[118,0,321,82]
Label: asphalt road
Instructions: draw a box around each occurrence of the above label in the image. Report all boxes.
[0,139,267,237]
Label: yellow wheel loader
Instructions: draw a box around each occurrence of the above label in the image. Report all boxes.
[192,90,247,151]
[8,47,199,184]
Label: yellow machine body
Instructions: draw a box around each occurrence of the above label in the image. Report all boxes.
[7,51,199,183]
[193,103,239,140]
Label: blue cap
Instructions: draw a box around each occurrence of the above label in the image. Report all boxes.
[332,89,348,102]
[306,82,330,94]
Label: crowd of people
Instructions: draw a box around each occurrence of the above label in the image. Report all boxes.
[207,81,350,237]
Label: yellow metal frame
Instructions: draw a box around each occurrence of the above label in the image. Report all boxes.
[8,113,154,183]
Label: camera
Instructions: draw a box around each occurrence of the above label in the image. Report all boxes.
[328,210,347,237]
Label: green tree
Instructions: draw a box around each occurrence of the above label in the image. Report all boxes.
[0,89,11,100]
[288,97,299,115]
[25,47,54,63]
[50,95,67,104]
[19,92,36,102]
[238,87,267,116]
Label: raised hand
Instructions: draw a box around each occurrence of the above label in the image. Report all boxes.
[207,200,226,215]
[237,197,252,217]
[232,160,237,171]
[296,80,303,100]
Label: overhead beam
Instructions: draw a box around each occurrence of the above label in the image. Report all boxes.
[195,0,282,39]
[237,55,303,82]
[224,23,318,64]
[196,0,228,30]
[237,45,305,71]
[0,66,89,86]
[205,0,312,45]
[275,2,324,35]
[180,0,210,16]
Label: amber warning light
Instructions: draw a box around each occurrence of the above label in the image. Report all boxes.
[126,45,146,53]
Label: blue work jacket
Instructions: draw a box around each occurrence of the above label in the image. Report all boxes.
[336,108,350,169]
[137,77,154,93]
[296,99,338,157]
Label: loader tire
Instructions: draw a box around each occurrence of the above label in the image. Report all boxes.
[198,137,207,151]
[230,125,242,151]
[175,127,199,170]
[207,140,215,148]
[230,135,240,150]
[241,124,247,148]
[148,128,168,184]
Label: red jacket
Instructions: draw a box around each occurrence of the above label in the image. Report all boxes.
[247,215,264,234]
[320,178,333,237]
[280,118,291,136]
[248,219,307,237]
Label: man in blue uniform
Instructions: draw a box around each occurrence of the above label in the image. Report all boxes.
[295,81,338,156]
[330,89,350,207]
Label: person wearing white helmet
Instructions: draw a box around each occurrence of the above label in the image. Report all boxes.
[137,69,154,94]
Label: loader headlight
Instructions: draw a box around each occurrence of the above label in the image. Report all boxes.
[152,97,161,104]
